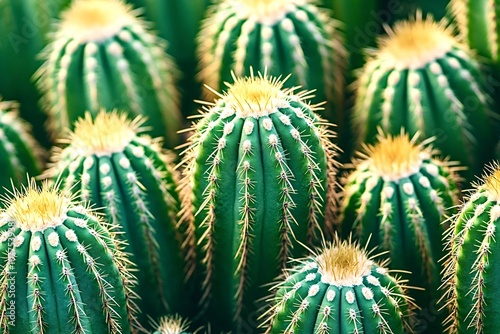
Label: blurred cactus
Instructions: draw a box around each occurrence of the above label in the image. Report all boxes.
[151,315,191,334]
[36,0,181,147]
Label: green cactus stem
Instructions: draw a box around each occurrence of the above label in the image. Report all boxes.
[45,111,188,324]
[151,315,192,334]
[264,237,413,333]
[178,71,338,332]
[0,179,139,333]
[340,131,460,333]
[353,14,494,181]
[35,0,181,146]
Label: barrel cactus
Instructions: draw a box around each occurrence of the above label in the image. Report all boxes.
[197,0,346,121]
[264,237,413,333]
[353,14,494,181]
[0,179,139,333]
[36,0,181,146]
[340,131,460,333]
[151,315,191,334]
[46,111,188,324]
[178,72,338,332]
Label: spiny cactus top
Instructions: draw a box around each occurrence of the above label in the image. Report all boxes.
[0,180,139,333]
[151,315,191,334]
[442,163,500,333]
[178,71,338,332]
[46,111,188,323]
[197,0,345,120]
[353,14,493,180]
[264,238,413,333]
[36,0,181,146]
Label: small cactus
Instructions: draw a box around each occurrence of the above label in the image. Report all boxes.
[151,315,192,334]
[264,237,413,333]
[46,111,188,324]
[36,0,181,146]
[353,14,494,180]
[178,71,338,332]
[340,131,460,333]
[0,179,139,333]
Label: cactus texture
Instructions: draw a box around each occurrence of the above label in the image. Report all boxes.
[0,180,139,333]
[353,14,494,180]
[0,101,44,194]
[46,112,188,324]
[264,238,413,333]
[340,132,460,333]
[178,72,338,332]
[151,315,191,334]
[197,0,346,121]
[36,0,181,146]
[442,163,500,333]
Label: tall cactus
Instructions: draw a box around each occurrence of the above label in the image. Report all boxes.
[45,111,188,325]
[178,71,338,332]
[353,14,494,181]
[264,237,413,333]
[36,0,181,146]
[0,179,139,333]
[340,131,460,333]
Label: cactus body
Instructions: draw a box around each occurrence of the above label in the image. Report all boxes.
[151,315,191,334]
[265,238,413,333]
[46,112,188,324]
[178,73,338,332]
[36,0,180,146]
[353,15,494,181]
[197,0,345,121]
[340,132,460,333]
[0,180,139,333]
[0,101,43,194]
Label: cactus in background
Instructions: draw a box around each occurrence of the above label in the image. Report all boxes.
[36,0,181,147]
[45,111,189,324]
[264,237,413,333]
[0,100,44,194]
[197,0,346,122]
[353,14,494,181]
[340,131,460,333]
[0,179,139,333]
[151,315,192,334]
[178,71,338,332]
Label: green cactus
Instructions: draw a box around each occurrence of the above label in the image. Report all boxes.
[0,179,139,333]
[151,315,192,334]
[178,72,338,332]
[197,0,346,122]
[0,100,44,194]
[340,131,460,333]
[45,111,189,325]
[264,237,413,333]
[35,0,181,147]
[353,14,494,181]
[442,163,500,333]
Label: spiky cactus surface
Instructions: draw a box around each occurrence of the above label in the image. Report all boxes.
[264,238,413,333]
[354,15,493,181]
[0,180,139,333]
[197,0,345,121]
[46,112,187,324]
[151,315,191,334]
[178,72,338,332]
[36,0,181,146]
[340,132,460,333]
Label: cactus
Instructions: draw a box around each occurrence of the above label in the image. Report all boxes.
[0,179,139,333]
[35,0,181,146]
[0,100,44,195]
[353,14,494,181]
[151,315,191,334]
[340,131,460,333]
[178,71,338,332]
[264,237,413,333]
[197,0,346,122]
[45,111,189,324]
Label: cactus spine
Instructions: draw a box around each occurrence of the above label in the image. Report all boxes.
[178,72,338,332]
[340,132,460,333]
[353,14,493,181]
[264,238,413,333]
[46,111,188,324]
[36,0,181,146]
[151,315,191,334]
[0,180,139,333]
